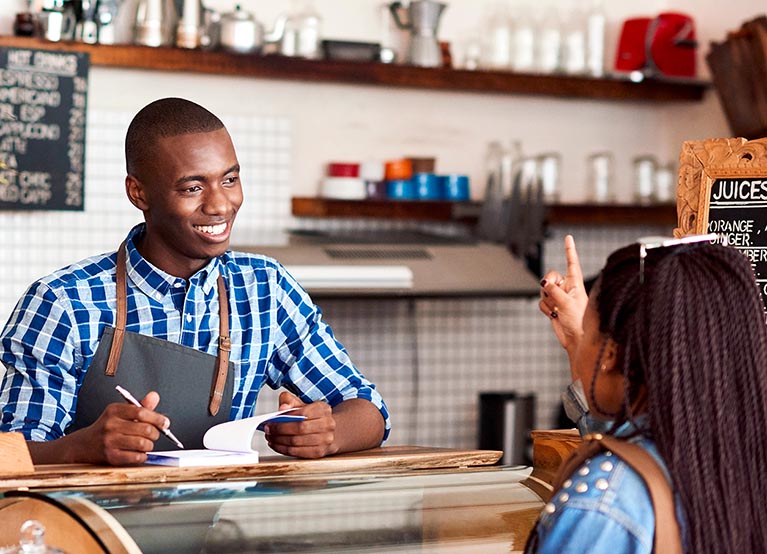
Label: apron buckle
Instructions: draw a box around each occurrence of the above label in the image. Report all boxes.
[219,336,231,352]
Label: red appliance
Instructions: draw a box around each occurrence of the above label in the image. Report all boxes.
[615,12,697,78]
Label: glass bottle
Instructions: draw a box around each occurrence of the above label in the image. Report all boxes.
[586,0,606,77]
[587,151,614,203]
[536,3,562,74]
[654,162,676,203]
[633,155,658,205]
[562,2,586,75]
[512,4,535,72]
[483,3,513,69]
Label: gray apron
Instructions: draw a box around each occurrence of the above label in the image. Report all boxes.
[67,242,235,450]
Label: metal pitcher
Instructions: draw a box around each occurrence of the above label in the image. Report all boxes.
[134,0,177,47]
[389,0,446,67]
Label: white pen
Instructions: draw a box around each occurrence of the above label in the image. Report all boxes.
[115,385,184,449]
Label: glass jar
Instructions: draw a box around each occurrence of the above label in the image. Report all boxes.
[586,151,614,203]
[655,162,676,203]
[633,155,657,204]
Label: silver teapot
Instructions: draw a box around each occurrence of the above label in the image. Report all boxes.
[219,5,286,54]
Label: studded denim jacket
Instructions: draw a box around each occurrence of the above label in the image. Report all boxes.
[532,418,686,554]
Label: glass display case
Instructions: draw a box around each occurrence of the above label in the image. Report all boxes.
[1,466,544,553]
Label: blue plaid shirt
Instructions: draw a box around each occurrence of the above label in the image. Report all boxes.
[0,224,390,442]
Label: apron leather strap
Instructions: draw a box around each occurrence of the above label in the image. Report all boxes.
[552,434,683,554]
[105,241,231,417]
[209,275,230,416]
[105,241,129,376]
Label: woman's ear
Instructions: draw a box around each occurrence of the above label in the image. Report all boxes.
[125,175,148,211]
[601,338,619,372]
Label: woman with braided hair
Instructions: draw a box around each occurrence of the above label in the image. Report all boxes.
[528,234,767,553]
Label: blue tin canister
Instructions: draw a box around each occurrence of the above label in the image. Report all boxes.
[414,172,441,200]
[442,174,470,201]
[387,179,417,200]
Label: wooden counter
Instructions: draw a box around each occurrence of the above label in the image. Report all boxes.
[0,446,502,492]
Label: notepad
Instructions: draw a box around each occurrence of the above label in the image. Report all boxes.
[145,408,305,467]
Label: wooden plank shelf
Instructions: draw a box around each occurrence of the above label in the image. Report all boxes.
[292,197,678,227]
[0,36,708,102]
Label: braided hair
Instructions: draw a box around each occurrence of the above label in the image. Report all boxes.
[596,241,767,553]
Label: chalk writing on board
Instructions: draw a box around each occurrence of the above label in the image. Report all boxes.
[0,47,89,211]
[708,178,767,311]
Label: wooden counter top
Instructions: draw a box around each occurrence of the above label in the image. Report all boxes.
[0,446,502,492]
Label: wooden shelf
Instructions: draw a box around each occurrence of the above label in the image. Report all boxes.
[0,36,708,102]
[292,197,678,227]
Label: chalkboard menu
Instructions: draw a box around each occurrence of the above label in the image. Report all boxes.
[0,47,89,211]
[707,178,767,303]
[676,138,767,315]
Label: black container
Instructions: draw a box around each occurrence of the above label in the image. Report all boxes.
[478,392,535,466]
[321,40,382,62]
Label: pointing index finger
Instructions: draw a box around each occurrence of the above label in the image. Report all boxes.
[564,235,583,283]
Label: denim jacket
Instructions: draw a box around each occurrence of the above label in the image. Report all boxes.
[531,382,686,553]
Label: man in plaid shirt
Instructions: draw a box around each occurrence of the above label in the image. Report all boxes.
[0,98,389,465]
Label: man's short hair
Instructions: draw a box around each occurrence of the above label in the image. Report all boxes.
[125,97,225,177]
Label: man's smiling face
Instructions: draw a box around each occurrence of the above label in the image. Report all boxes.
[127,127,243,278]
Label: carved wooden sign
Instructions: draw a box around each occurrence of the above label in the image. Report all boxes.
[675,137,767,308]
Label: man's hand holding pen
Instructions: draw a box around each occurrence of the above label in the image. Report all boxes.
[67,389,172,466]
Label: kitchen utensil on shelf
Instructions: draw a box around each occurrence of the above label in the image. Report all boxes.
[505,166,545,275]
[587,151,614,203]
[388,0,446,67]
[96,0,120,43]
[134,0,177,46]
[477,171,504,242]
[387,179,416,200]
[384,159,413,181]
[322,40,381,62]
[41,0,76,41]
[537,152,561,202]
[74,0,99,43]
[615,12,697,78]
[654,162,675,203]
[633,155,657,204]
[415,173,440,200]
[360,161,386,199]
[408,157,436,173]
[13,9,40,37]
[219,5,287,54]
[442,174,470,201]
[176,0,202,48]
[523,175,546,276]
[282,4,321,59]
[504,167,524,256]
[327,162,360,178]
[199,7,221,48]
[320,177,366,200]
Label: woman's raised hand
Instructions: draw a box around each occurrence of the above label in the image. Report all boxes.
[539,235,589,363]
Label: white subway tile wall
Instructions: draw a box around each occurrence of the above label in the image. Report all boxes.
[0,109,671,454]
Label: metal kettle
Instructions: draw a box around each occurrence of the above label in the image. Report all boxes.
[219,5,286,54]
[133,0,177,47]
[389,0,446,67]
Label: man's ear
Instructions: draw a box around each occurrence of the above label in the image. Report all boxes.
[601,338,619,372]
[125,175,148,211]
